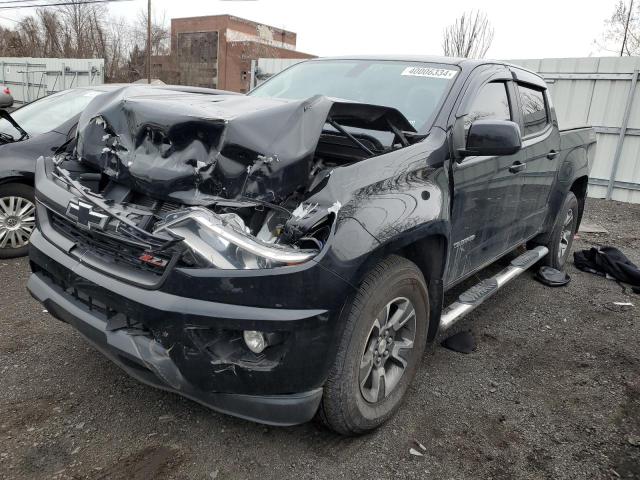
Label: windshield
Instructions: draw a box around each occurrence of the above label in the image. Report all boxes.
[250,60,459,132]
[0,88,103,138]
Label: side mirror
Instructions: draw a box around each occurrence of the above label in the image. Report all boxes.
[0,92,14,109]
[459,120,522,158]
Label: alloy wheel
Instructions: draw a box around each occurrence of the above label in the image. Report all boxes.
[558,208,574,262]
[359,297,417,403]
[0,195,36,249]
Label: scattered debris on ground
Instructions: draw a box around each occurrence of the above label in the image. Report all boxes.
[535,266,571,287]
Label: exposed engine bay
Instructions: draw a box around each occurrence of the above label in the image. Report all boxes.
[50,86,420,272]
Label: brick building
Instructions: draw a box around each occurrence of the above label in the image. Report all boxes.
[152,15,314,93]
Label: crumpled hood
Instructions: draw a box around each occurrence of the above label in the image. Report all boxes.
[75,85,414,205]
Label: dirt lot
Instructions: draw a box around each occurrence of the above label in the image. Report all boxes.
[0,197,639,480]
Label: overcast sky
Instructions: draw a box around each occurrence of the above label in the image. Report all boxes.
[2,0,623,59]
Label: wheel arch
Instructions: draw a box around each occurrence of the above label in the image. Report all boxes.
[0,174,34,188]
[398,234,447,341]
[570,175,588,231]
[349,227,449,343]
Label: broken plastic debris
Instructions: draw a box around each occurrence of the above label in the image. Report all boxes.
[328,201,342,215]
[257,154,279,163]
[291,203,318,219]
[409,448,424,457]
[442,330,476,354]
[535,266,571,287]
[604,302,635,312]
[578,222,608,234]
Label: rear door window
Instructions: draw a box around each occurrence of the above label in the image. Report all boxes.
[465,82,511,130]
[517,84,549,136]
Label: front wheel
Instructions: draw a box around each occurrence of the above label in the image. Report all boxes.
[539,191,579,270]
[317,255,429,435]
[0,183,36,259]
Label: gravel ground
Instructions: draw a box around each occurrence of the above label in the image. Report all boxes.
[0,198,639,480]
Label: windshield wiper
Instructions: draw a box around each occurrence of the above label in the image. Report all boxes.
[0,109,28,141]
[326,117,375,156]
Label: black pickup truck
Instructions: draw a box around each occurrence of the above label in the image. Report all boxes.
[27,56,596,435]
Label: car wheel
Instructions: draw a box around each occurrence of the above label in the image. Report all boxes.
[0,183,36,259]
[540,191,579,270]
[317,255,429,435]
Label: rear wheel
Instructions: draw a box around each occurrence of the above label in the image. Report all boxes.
[318,255,429,435]
[0,183,35,259]
[539,191,579,270]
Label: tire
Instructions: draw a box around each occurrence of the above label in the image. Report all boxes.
[0,183,36,259]
[539,191,579,270]
[317,255,429,435]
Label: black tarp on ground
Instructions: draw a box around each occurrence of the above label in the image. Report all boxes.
[574,246,640,293]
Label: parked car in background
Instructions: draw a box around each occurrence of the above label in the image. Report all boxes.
[28,57,596,434]
[0,87,110,258]
[0,84,224,258]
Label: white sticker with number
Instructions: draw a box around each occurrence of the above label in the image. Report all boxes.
[401,66,458,79]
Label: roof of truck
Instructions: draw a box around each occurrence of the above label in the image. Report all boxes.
[315,55,468,65]
[310,55,546,87]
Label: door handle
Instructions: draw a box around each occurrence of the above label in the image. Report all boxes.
[509,161,527,174]
[547,150,558,160]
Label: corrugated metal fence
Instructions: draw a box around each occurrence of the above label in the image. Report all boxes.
[509,57,640,203]
[0,57,104,106]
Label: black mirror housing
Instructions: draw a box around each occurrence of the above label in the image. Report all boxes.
[459,120,522,158]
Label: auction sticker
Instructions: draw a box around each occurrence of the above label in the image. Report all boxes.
[401,66,458,79]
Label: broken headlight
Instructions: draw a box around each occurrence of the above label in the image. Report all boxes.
[153,207,319,269]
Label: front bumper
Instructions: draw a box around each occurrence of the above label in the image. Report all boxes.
[27,230,345,426]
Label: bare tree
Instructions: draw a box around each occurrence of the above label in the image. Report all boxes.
[442,10,494,59]
[0,1,170,83]
[597,0,639,56]
[134,9,170,56]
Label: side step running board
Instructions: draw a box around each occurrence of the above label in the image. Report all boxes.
[438,246,549,333]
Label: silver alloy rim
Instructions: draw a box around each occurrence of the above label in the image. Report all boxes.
[0,195,36,249]
[359,296,417,403]
[558,208,574,262]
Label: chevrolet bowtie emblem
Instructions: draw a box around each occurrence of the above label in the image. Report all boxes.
[66,200,108,230]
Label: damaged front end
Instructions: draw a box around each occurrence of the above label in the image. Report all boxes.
[50,85,418,273]
[29,85,422,424]
[154,207,318,269]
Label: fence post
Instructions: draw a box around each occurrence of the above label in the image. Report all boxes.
[607,69,639,200]
[61,62,65,90]
[25,62,29,102]
[250,59,256,90]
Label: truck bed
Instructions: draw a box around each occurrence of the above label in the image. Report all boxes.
[560,126,597,175]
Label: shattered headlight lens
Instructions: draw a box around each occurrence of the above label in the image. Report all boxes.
[154,207,319,269]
